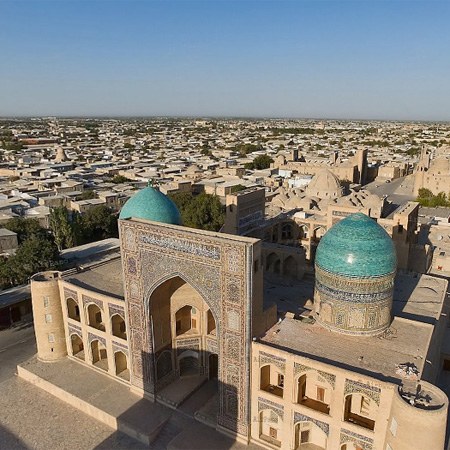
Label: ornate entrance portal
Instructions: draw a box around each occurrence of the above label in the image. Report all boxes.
[120,218,263,440]
[150,276,218,388]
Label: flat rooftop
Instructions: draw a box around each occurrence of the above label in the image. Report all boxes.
[260,274,448,383]
[60,238,120,263]
[63,257,124,300]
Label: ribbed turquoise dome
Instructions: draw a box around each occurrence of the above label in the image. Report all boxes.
[315,213,396,278]
[119,186,182,225]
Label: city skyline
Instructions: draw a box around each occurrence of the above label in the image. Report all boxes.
[1,0,450,121]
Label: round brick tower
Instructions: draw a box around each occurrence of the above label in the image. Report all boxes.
[31,271,67,361]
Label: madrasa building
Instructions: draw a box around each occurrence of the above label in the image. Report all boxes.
[29,185,449,450]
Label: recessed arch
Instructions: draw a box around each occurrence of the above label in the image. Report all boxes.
[87,303,104,331]
[156,350,173,381]
[283,255,298,279]
[111,313,127,339]
[70,333,84,359]
[114,350,129,381]
[260,364,284,398]
[90,339,108,371]
[294,421,327,449]
[145,272,219,324]
[67,298,80,321]
[266,252,278,271]
[259,409,282,447]
[343,393,376,430]
[178,350,200,377]
[295,371,332,415]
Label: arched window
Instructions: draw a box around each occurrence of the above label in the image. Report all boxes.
[111,314,126,339]
[70,334,84,359]
[114,351,129,381]
[260,365,284,398]
[259,409,281,447]
[67,298,80,321]
[281,223,293,240]
[294,421,327,449]
[175,305,197,336]
[90,339,108,371]
[344,394,375,430]
[87,304,104,331]
[296,372,330,415]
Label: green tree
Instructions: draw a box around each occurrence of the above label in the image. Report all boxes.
[201,148,212,156]
[252,154,274,170]
[4,217,49,244]
[111,175,131,184]
[169,192,225,231]
[80,190,96,200]
[0,236,59,288]
[49,207,75,251]
[416,188,450,207]
[231,184,247,193]
[80,205,118,243]
[169,192,194,211]
[417,188,433,200]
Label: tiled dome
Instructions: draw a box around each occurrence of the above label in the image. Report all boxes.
[315,213,396,278]
[119,186,182,225]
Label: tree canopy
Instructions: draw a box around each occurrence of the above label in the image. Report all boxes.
[244,154,274,170]
[0,219,59,288]
[110,175,132,184]
[416,188,450,207]
[4,217,50,244]
[169,192,225,231]
[80,205,119,242]
[49,207,76,251]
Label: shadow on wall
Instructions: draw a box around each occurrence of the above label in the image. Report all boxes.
[93,349,243,450]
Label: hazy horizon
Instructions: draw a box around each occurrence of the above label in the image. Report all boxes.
[1,1,450,121]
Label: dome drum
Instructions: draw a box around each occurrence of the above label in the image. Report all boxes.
[313,213,397,337]
[314,266,394,336]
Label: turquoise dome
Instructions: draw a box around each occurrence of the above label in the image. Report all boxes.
[119,186,182,225]
[315,213,396,278]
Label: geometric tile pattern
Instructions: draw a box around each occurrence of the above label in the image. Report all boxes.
[120,220,255,439]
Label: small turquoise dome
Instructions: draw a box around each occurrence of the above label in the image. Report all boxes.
[119,186,182,225]
[315,213,396,278]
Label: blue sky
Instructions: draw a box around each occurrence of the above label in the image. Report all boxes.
[1,0,449,120]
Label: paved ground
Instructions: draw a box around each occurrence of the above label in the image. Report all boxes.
[0,324,263,450]
[0,322,36,383]
[364,174,417,207]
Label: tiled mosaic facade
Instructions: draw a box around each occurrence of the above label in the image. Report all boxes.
[314,265,395,336]
[119,219,256,439]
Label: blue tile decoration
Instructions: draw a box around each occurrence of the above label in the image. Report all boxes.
[119,185,182,225]
[314,213,396,336]
[315,213,396,278]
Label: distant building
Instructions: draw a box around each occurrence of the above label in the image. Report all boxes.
[0,228,18,255]
[413,147,450,195]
